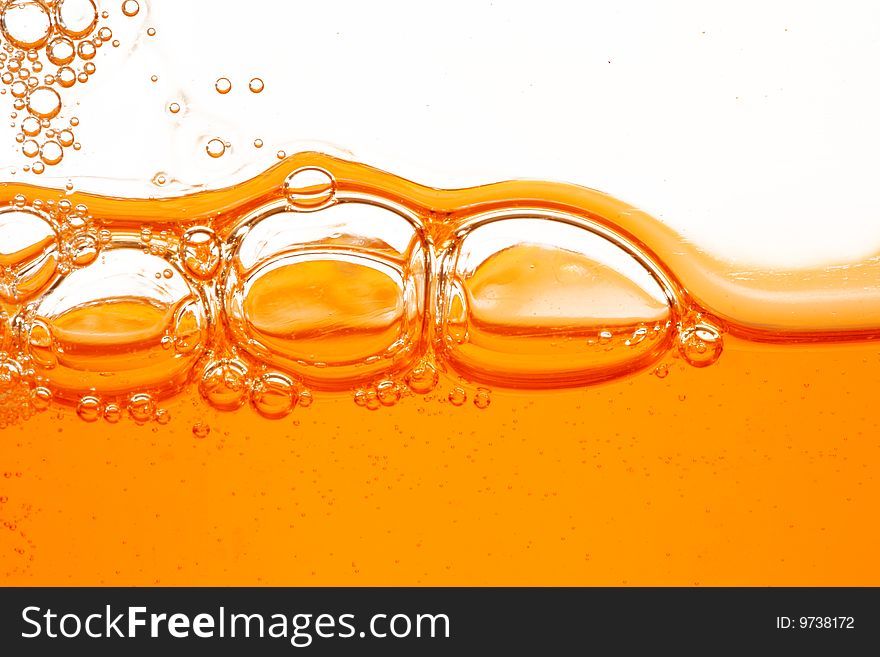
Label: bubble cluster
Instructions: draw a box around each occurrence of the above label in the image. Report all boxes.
[0,0,113,169]
[0,158,735,426]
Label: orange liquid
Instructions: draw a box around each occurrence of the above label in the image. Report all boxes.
[1,153,878,585]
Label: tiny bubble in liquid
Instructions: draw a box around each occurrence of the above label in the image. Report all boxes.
[121,0,140,18]
[448,387,467,407]
[473,388,491,409]
[192,422,210,439]
[248,77,264,93]
[214,77,231,94]
[205,138,226,158]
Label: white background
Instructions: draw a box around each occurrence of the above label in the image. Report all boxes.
[5,0,880,267]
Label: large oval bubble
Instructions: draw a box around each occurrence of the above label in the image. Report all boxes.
[25,242,208,401]
[224,199,428,390]
[437,214,676,388]
[0,207,59,303]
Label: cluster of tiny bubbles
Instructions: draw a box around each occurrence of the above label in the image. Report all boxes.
[283,167,336,210]
[74,392,163,424]
[0,0,117,170]
[138,224,170,256]
[2,194,100,298]
[677,314,724,368]
[353,379,403,411]
[0,352,36,428]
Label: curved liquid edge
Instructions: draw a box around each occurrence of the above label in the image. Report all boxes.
[2,152,876,341]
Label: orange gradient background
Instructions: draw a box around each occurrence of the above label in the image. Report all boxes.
[2,335,878,586]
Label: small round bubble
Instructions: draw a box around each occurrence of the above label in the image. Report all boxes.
[251,372,296,419]
[406,362,439,394]
[56,66,76,88]
[39,140,63,165]
[30,386,51,410]
[473,388,491,409]
[21,138,38,157]
[180,226,221,279]
[205,138,226,158]
[128,393,156,423]
[26,86,61,119]
[46,36,75,66]
[103,403,121,423]
[200,359,249,411]
[678,318,724,368]
[54,0,98,39]
[21,115,39,135]
[121,0,140,18]
[448,387,467,406]
[76,40,96,60]
[76,395,101,422]
[376,380,401,407]
[214,77,231,94]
